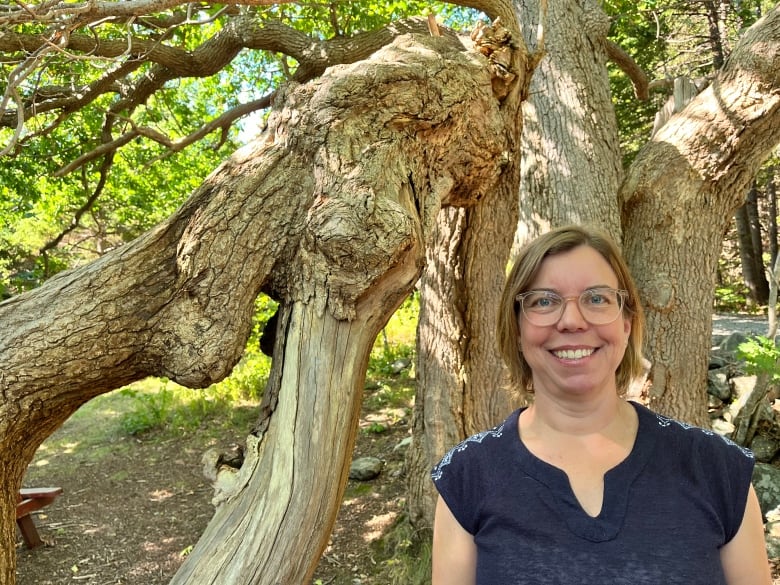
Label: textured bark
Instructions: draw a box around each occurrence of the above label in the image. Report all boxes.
[621,6,780,424]
[408,179,520,528]
[513,0,623,248]
[0,33,516,585]
[406,7,531,530]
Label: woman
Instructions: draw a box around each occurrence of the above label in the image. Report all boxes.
[431,225,770,585]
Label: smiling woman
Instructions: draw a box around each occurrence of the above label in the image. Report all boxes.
[430,224,771,585]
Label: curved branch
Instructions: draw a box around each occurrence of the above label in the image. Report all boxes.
[3,14,444,174]
[605,38,650,100]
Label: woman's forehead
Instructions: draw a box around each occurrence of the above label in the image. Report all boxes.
[531,246,619,289]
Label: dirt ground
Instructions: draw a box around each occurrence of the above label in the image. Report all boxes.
[15,385,780,585]
[16,394,409,585]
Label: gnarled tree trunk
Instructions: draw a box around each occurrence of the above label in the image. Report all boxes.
[622,6,780,425]
[407,8,536,530]
[1,31,526,585]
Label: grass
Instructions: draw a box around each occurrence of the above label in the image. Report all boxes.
[35,293,425,583]
[371,515,432,584]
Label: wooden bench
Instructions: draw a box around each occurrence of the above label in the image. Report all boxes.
[16,487,63,549]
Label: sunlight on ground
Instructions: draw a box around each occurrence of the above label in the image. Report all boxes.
[149,489,174,502]
[363,511,398,543]
[142,537,176,552]
[359,408,407,429]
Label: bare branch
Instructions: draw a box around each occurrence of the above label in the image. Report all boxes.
[53,130,138,176]
[0,0,296,27]
[605,38,650,100]
[41,153,115,268]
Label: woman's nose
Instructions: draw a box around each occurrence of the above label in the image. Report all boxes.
[556,297,588,329]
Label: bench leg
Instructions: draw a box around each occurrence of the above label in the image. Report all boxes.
[16,515,44,549]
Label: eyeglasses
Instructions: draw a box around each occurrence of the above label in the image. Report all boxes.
[515,287,628,327]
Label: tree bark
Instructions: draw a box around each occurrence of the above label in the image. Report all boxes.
[621,6,780,424]
[1,32,518,585]
[513,0,623,249]
[406,9,533,530]
[734,182,770,306]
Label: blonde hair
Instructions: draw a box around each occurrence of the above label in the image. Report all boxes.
[497,225,645,396]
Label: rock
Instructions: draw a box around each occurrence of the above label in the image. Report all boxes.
[708,353,729,369]
[719,331,751,354]
[730,375,757,402]
[390,358,411,375]
[765,520,780,559]
[707,368,731,401]
[724,375,757,422]
[711,418,735,436]
[749,434,780,463]
[349,456,383,481]
[753,463,780,519]
[393,436,412,451]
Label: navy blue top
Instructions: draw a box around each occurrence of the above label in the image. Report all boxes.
[431,402,755,584]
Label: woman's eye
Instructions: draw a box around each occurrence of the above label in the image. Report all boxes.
[531,294,559,309]
[585,290,614,305]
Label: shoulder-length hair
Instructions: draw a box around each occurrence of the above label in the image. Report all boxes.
[496,224,645,396]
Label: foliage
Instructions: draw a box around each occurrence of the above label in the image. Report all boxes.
[714,285,751,313]
[0,2,483,297]
[604,0,771,165]
[372,516,432,585]
[118,294,277,435]
[604,0,670,163]
[737,335,780,381]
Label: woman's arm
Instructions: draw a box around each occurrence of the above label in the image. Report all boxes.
[720,484,771,585]
[432,495,477,585]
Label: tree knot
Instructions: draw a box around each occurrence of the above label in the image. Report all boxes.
[471,17,517,100]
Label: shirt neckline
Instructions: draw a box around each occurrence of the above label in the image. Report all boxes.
[509,401,658,542]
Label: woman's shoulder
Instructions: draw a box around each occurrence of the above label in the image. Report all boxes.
[431,409,520,482]
[634,401,754,462]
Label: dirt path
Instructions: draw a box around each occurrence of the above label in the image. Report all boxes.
[16,390,409,585]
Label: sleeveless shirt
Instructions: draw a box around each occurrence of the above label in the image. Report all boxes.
[431,401,755,584]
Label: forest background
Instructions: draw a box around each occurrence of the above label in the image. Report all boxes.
[2,0,780,584]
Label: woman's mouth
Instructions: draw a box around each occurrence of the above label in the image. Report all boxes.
[552,348,595,360]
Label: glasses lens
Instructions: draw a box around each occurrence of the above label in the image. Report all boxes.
[519,291,563,326]
[518,288,625,326]
[578,288,624,324]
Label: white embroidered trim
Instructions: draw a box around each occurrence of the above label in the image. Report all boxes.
[431,424,505,481]
[655,413,754,459]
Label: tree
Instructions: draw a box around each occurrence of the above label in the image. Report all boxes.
[408,0,626,529]
[0,2,539,583]
[2,1,779,584]
[621,5,780,424]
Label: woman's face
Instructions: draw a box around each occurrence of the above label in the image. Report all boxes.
[518,245,631,399]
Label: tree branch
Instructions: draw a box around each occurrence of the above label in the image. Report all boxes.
[0,0,294,26]
[2,13,440,171]
[605,38,650,100]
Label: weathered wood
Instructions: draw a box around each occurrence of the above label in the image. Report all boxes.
[1,31,517,585]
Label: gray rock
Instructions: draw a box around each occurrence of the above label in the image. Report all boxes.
[349,456,383,481]
[753,463,780,519]
[707,368,731,401]
[393,436,412,452]
[719,331,751,354]
[765,521,780,559]
[711,418,735,436]
[749,434,780,463]
[390,358,412,374]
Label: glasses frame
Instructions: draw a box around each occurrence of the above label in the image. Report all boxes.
[515,287,628,327]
